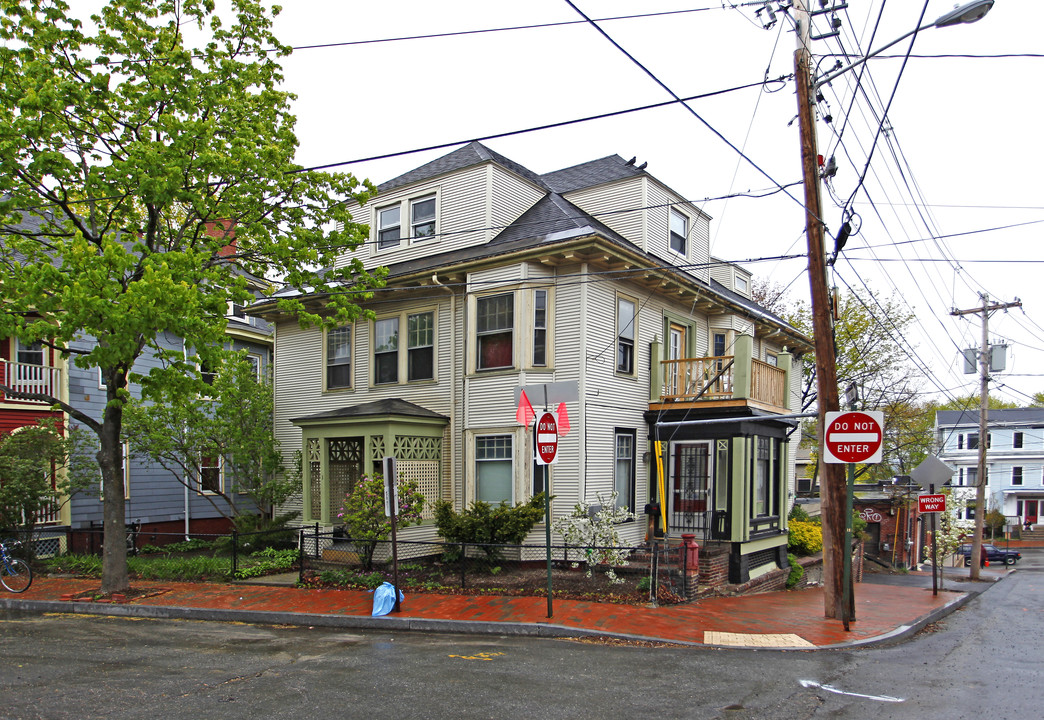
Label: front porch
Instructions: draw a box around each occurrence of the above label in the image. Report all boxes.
[648,334,791,414]
[0,358,62,403]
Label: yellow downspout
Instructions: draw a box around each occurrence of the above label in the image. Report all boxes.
[655,440,668,539]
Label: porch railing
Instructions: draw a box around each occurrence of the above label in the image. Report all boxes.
[661,356,734,401]
[750,359,787,408]
[0,360,62,402]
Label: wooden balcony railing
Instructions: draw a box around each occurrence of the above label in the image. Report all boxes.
[0,359,62,403]
[750,358,787,408]
[661,356,734,401]
[659,355,787,408]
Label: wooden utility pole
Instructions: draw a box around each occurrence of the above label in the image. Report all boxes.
[794,0,845,619]
[951,294,1021,580]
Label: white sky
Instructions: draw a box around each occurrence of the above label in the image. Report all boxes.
[267,0,1043,406]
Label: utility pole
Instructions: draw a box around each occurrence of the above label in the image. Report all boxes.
[794,0,845,620]
[951,293,1021,580]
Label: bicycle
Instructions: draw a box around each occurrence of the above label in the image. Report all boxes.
[1,538,33,593]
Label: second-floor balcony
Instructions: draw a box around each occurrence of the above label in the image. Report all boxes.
[650,334,791,414]
[0,359,62,403]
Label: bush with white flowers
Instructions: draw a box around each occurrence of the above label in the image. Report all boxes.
[551,491,636,584]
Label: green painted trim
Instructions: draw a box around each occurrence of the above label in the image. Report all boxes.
[742,533,788,553]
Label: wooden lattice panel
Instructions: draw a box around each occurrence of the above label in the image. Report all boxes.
[397,459,440,520]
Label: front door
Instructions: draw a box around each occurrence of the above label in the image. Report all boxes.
[1026,500,1039,525]
[670,442,711,535]
[667,323,687,397]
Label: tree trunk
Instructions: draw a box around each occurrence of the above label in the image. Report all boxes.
[99,374,129,594]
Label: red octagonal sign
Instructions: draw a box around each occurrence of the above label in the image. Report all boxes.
[823,411,884,464]
[535,411,559,465]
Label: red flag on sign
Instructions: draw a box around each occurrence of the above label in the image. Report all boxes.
[556,402,570,436]
[516,390,535,427]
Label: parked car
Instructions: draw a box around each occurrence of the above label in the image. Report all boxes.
[958,543,1021,566]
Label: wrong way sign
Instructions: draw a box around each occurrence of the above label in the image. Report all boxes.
[823,410,884,464]
[918,494,946,513]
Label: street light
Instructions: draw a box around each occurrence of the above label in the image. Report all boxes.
[793,0,992,623]
[816,1,994,89]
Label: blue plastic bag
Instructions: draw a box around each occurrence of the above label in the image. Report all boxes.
[371,581,404,616]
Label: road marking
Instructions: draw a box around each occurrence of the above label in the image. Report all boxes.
[799,679,904,703]
[448,652,506,661]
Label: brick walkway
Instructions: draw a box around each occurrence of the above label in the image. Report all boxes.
[4,568,1002,648]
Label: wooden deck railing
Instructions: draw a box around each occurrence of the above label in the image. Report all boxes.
[751,359,787,408]
[660,355,787,407]
[661,356,734,401]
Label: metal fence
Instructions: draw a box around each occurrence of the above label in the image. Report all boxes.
[298,528,693,603]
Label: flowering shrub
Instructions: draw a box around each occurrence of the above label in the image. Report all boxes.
[337,474,425,569]
[787,520,823,555]
[551,491,636,584]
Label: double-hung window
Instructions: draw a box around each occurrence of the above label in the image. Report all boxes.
[477,293,514,370]
[1014,431,1024,449]
[326,326,352,390]
[616,296,635,374]
[615,430,635,512]
[199,454,222,494]
[378,205,401,249]
[1013,466,1024,486]
[407,311,435,381]
[533,289,547,367]
[669,208,687,255]
[374,318,399,384]
[411,196,436,240]
[476,435,513,504]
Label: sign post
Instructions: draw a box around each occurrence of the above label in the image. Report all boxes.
[823,410,884,631]
[535,411,558,619]
[912,455,955,596]
[383,456,401,612]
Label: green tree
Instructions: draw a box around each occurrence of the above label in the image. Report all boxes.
[0,0,384,592]
[336,475,425,570]
[782,285,928,484]
[122,351,297,531]
[0,420,94,548]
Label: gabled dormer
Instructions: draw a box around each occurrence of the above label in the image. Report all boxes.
[542,155,712,282]
[339,142,548,273]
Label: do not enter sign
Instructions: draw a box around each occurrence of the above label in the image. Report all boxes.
[535,411,559,465]
[823,410,884,464]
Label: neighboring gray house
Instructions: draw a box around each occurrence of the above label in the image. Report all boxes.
[936,408,1044,528]
[254,142,813,585]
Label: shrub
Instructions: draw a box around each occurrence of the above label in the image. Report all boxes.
[786,553,804,588]
[551,491,635,584]
[434,494,546,562]
[788,504,811,522]
[788,520,823,555]
[337,474,425,570]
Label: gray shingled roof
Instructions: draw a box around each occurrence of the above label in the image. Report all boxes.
[489,192,624,246]
[290,398,449,424]
[379,141,548,194]
[541,155,645,194]
[937,408,1044,426]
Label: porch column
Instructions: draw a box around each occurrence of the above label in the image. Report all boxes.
[777,348,793,411]
[649,336,662,403]
[733,333,753,399]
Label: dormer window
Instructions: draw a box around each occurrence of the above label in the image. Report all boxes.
[411,196,436,240]
[735,275,749,294]
[378,206,401,249]
[669,208,687,255]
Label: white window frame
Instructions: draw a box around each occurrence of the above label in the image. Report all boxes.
[325,325,353,391]
[369,309,437,386]
[198,454,223,495]
[1013,466,1024,486]
[245,353,263,381]
[410,195,437,241]
[475,292,515,372]
[735,273,749,294]
[532,288,548,368]
[474,433,515,505]
[614,430,636,512]
[377,204,401,250]
[669,208,688,255]
[373,190,441,253]
[616,294,636,375]
[373,316,400,385]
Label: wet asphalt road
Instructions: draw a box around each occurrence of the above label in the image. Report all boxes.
[2,549,1041,719]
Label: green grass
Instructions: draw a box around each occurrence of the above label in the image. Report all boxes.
[44,547,299,582]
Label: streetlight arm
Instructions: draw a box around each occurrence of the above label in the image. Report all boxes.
[813,0,994,90]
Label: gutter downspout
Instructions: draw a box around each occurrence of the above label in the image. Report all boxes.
[432,274,458,506]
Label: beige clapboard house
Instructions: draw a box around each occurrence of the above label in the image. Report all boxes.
[254,142,813,585]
